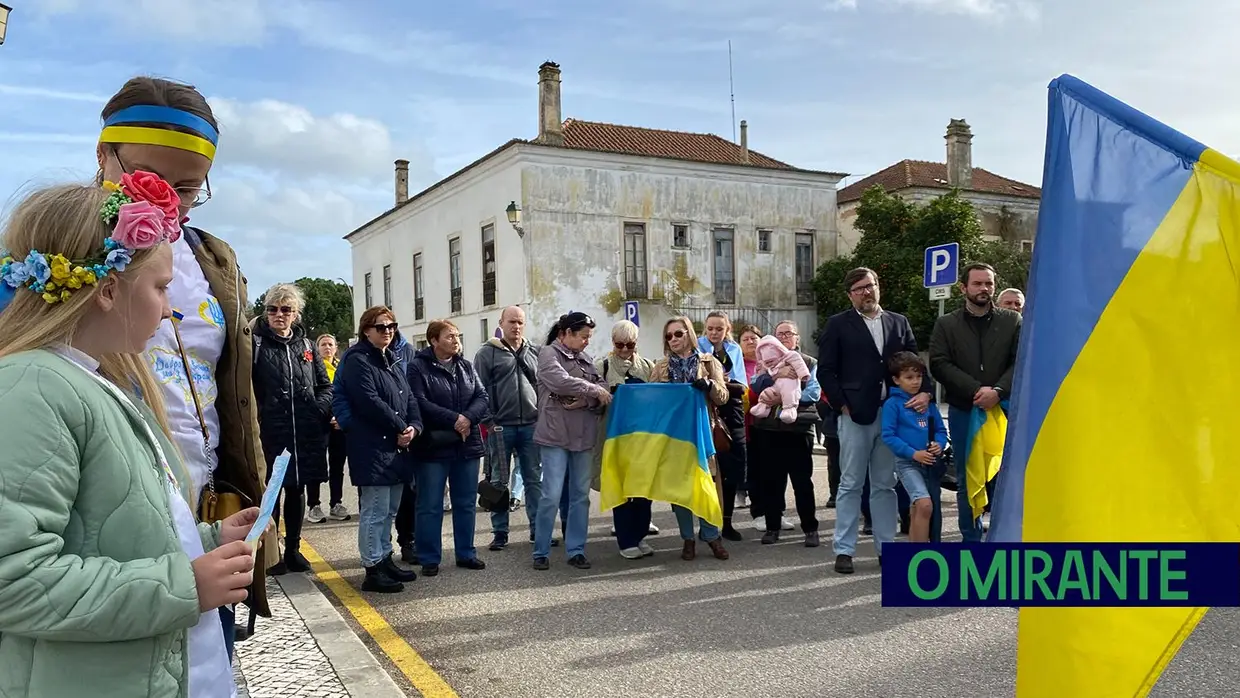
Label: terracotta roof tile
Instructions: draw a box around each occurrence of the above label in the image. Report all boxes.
[836,159,1040,203]
[558,118,799,171]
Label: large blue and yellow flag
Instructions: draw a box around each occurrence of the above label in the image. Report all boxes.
[599,383,722,528]
[987,75,1240,696]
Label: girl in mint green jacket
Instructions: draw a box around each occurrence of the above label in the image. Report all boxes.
[0,180,263,697]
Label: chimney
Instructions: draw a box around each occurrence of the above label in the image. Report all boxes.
[944,118,973,189]
[394,159,409,206]
[537,61,564,146]
[739,120,749,164]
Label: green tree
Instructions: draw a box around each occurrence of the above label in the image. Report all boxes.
[252,277,355,342]
[813,186,1031,346]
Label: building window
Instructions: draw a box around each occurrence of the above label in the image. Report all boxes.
[481,224,497,307]
[382,265,392,308]
[364,272,373,307]
[449,237,462,313]
[480,318,489,344]
[757,229,773,253]
[623,222,648,298]
[1020,239,1034,253]
[713,227,736,305]
[412,253,424,320]
[416,340,428,350]
[672,224,689,249]
[795,232,815,306]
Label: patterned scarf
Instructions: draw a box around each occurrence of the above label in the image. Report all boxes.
[667,352,700,384]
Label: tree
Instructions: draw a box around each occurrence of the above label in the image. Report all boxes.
[252,277,355,342]
[813,186,1031,345]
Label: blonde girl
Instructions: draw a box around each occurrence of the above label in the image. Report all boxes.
[0,179,261,698]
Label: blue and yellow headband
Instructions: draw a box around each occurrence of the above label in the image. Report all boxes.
[98,105,219,161]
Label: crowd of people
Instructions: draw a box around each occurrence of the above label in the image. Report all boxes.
[0,73,1026,696]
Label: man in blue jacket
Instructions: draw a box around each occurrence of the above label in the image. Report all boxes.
[333,329,420,562]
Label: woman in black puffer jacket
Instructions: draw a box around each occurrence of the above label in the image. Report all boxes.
[251,283,332,575]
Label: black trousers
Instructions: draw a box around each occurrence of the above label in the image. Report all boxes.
[826,436,841,500]
[263,443,304,556]
[718,431,746,528]
[309,429,346,508]
[751,428,819,533]
[395,483,417,548]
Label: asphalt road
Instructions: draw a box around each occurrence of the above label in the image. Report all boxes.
[299,452,1240,698]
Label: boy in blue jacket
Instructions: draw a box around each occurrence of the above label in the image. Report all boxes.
[880,352,948,543]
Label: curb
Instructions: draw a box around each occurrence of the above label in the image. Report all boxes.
[277,573,408,698]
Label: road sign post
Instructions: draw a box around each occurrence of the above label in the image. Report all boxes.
[623,301,640,327]
[924,242,959,404]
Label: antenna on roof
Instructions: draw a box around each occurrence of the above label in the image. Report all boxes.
[728,40,737,142]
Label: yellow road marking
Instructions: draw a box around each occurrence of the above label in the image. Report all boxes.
[299,540,460,698]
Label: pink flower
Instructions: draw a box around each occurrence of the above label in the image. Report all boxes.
[111,200,169,250]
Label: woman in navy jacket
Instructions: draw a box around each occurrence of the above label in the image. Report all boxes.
[407,319,491,576]
[336,306,423,594]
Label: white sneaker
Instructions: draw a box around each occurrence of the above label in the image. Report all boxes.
[753,518,767,531]
[306,505,326,524]
[620,547,644,559]
[328,504,350,521]
[781,517,795,531]
[981,512,991,532]
[734,493,748,509]
[648,523,660,535]
[637,541,655,556]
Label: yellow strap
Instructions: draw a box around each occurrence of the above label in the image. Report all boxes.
[99,125,217,161]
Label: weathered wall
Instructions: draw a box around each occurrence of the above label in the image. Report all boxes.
[522,152,840,358]
[836,187,1040,256]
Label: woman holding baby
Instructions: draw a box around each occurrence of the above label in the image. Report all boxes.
[748,320,822,547]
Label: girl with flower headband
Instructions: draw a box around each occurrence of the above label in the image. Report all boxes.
[94,77,275,652]
[0,176,261,697]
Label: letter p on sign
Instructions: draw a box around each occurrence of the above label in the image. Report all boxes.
[923,243,960,288]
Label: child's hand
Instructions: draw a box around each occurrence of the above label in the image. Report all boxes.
[913,450,935,466]
[927,443,943,457]
[193,540,255,612]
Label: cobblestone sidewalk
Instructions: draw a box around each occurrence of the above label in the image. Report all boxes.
[232,578,351,698]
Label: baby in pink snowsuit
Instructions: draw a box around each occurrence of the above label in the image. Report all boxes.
[749,335,811,423]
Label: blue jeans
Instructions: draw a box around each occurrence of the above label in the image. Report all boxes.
[488,424,543,535]
[949,406,986,543]
[672,505,720,542]
[613,498,652,550]
[833,413,897,557]
[534,446,592,559]
[219,605,236,660]
[357,484,403,568]
[416,459,481,565]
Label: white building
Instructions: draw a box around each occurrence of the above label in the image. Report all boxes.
[345,61,845,359]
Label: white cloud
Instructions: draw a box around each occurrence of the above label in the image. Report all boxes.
[0,84,109,102]
[33,0,268,44]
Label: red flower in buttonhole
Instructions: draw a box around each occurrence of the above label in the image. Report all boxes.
[304,349,314,363]
[120,171,182,241]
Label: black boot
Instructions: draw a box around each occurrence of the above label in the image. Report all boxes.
[284,540,311,573]
[721,517,743,542]
[381,553,417,582]
[362,564,404,593]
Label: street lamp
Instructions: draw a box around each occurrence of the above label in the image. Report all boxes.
[506,200,524,237]
[0,4,12,46]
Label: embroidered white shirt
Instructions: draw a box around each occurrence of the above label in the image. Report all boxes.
[144,235,226,502]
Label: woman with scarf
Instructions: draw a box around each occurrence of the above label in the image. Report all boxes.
[698,311,748,541]
[650,317,731,561]
[593,320,658,559]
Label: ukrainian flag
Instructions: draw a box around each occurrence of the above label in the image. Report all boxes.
[599,383,722,528]
[960,402,1008,516]
[987,75,1240,696]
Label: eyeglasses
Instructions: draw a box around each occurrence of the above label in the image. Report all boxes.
[665,330,687,341]
[112,149,213,208]
[614,341,635,350]
[850,282,878,295]
[776,331,798,339]
[371,322,399,333]
[266,305,294,315]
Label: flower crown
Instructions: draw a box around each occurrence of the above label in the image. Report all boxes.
[0,171,182,305]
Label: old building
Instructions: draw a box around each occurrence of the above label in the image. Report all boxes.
[835,119,1041,256]
[345,61,844,358]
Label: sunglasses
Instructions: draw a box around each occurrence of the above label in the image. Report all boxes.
[371,322,399,333]
[266,305,294,315]
[614,341,635,350]
[665,330,687,341]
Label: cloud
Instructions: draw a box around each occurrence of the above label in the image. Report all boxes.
[32,0,268,44]
[0,84,109,102]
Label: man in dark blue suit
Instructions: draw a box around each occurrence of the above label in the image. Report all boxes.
[817,267,933,574]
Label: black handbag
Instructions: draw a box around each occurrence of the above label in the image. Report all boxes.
[477,479,511,513]
[423,430,464,448]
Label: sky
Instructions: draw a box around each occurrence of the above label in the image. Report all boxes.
[2,0,1238,298]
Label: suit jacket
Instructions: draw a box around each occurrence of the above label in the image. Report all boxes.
[816,308,932,426]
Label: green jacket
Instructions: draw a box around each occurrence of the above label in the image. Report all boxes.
[928,305,1022,412]
[0,350,221,698]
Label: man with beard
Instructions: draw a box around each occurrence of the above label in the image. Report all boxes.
[929,262,1022,542]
